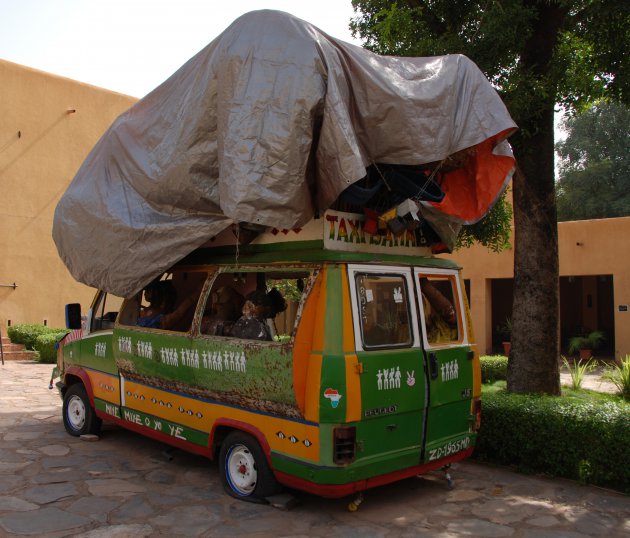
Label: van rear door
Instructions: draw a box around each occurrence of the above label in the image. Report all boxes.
[413,269,474,463]
[348,265,427,472]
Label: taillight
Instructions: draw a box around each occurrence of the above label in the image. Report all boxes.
[471,398,481,432]
[333,426,356,464]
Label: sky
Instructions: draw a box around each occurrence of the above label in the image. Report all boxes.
[0,0,361,98]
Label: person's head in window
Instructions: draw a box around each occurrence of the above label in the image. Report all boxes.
[242,290,272,320]
[266,287,287,318]
[143,280,176,315]
[230,290,273,340]
[211,286,244,321]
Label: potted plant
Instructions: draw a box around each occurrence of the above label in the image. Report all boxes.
[497,318,512,356]
[568,330,605,360]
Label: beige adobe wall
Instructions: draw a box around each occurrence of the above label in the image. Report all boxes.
[443,217,630,359]
[0,60,137,331]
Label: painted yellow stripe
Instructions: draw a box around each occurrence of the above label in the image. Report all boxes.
[123,380,320,461]
[312,268,328,352]
[87,371,120,406]
[459,273,481,398]
[292,269,324,415]
[303,353,323,423]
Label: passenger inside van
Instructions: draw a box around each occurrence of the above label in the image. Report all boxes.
[136,280,177,328]
[420,277,458,343]
[230,289,274,341]
[201,286,245,336]
[136,279,201,331]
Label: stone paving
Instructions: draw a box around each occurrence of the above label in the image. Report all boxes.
[0,360,628,537]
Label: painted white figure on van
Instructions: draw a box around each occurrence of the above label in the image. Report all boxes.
[441,360,459,381]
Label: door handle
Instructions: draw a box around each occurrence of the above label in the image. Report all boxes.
[429,352,439,380]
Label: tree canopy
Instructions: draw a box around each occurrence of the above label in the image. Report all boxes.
[556,102,630,221]
[350,0,629,394]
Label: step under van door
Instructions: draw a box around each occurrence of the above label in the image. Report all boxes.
[413,268,475,464]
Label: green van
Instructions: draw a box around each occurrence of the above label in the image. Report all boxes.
[56,209,481,505]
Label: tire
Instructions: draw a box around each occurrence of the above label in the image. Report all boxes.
[62,383,102,437]
[219,431,280,502]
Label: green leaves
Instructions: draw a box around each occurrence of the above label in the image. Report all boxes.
[476,389,630,492]
[456,190,513,252]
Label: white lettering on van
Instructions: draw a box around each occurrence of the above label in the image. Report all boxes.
[94,342,106,357]
[441,360,459,381]
[118,336,132,354]
[168,424,186,440]
[376,367,402,391]
[325,213,418,248]
[123,409,142,425]
[105,403,120,418]
[428,436,470,461]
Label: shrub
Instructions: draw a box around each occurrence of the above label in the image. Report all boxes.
[7,324,68,352]
[568,330,605,355]
[480,355,508,383]
[34,331,69,364]
[603,355,630,400]
[561,355,596,390]
[475,390,630,493]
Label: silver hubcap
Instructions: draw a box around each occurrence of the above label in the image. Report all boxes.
[67,395,86,431]
[226,444,257,495]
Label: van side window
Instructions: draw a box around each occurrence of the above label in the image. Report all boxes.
[118,271,207,332]
[355,274,412,349]
[91,291,124,332]
[418,274,460,345]
[200,269,313,341]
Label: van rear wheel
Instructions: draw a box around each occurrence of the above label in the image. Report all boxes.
[62,383,102,436]
[219,431,280,502]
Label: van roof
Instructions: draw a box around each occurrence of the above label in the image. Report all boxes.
[177,242,460,270]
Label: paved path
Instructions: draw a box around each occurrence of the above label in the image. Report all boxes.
[0,360,628,537]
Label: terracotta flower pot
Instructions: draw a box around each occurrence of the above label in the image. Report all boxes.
[578,348,593,360]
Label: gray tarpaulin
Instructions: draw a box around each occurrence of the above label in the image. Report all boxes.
[53,10,517,297]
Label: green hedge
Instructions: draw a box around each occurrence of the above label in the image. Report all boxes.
[475,390,630,493]
[34,331,69,364]
[7,324,68,363]
[480,355,508,383]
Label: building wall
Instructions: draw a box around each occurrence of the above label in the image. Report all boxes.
[0,60,136,330]
[444,217,630,359]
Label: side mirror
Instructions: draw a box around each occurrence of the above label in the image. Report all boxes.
[65,303,82,330]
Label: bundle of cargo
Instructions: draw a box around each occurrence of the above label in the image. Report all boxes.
[53,10,516,297]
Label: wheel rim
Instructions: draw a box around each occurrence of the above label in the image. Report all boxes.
[67,394,86,431]
[225,444,257,495]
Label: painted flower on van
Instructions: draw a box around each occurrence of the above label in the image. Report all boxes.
[324,388,342,408]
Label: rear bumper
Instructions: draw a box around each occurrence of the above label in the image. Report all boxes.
[274,447,474,498]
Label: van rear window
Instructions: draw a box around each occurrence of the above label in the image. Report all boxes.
[418,274,461,345]
[355,274,412,349]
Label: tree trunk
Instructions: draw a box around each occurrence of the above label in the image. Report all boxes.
[507,2,567,395]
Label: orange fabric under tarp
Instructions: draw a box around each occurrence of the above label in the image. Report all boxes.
[429,130,516,223]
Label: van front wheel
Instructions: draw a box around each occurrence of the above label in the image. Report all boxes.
[62,383,102,436]
[219,431,280,502]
